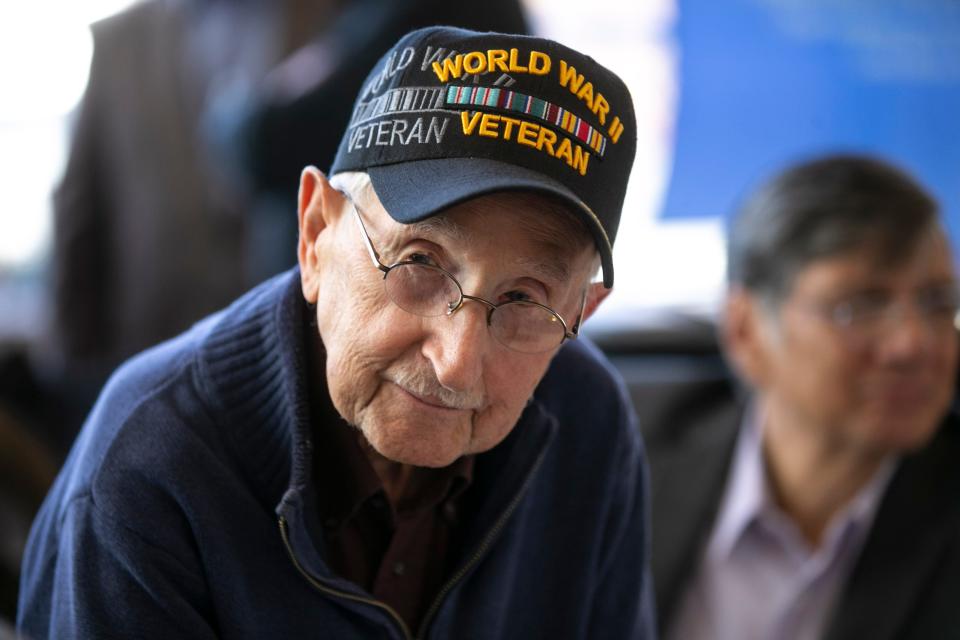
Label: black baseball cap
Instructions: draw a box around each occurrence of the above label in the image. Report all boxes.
[330,26,637,287]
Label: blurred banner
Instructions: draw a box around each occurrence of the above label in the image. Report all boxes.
[662,0,960,244]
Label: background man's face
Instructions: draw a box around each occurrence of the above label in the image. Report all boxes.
[310,189,597,468]
[748,230,958,455]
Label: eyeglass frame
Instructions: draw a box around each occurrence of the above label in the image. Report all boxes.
[785,282,960,343]
[339,189,589,353]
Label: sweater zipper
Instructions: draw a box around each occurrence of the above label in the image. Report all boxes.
[278,516,413,640]
[415,446,549,639]
[280,442,548,640]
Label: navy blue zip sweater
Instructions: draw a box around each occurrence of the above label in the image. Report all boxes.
[18,269,655,639]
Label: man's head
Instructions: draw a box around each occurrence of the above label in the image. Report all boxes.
[297,27,636,467]
[723,154,959,456]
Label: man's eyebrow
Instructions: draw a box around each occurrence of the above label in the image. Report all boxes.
[396,217,573,284]
[409,216,467,242]
[371,216,461,257]
[516,254,571,285]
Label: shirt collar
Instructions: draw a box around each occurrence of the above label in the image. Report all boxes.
[709,403,767,560]
[708,403,897,562]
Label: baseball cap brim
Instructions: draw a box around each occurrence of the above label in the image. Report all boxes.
[366,157,615,287]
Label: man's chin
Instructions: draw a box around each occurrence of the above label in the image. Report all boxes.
[373,445,464,469]
[855,414,942,455]
[360,423,468,469]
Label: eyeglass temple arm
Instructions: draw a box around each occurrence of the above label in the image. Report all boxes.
[566,288,590,340]
[347,195,390,275]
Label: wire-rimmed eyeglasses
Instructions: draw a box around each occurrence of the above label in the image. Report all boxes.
[342,191,586,354]
[792,283,960,346]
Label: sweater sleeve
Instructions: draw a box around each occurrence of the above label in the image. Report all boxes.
[18,493,218,640]
[584,395,658,638]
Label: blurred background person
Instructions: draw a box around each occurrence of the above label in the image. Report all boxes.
[644,154,960,640]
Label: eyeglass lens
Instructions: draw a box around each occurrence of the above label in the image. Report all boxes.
[383,263,566,353]
[832,286,959,328]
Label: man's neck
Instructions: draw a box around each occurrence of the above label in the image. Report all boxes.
[358,436,455,509]
[760,401,888,548]
[363,441,417,505]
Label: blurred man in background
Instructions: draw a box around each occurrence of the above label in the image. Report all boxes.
[645,154,960,639]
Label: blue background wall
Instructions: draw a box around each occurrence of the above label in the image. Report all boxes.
[662,0,960,245]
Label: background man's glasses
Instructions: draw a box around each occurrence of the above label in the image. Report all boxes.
[793,283,960,345]
[344,192,585,354]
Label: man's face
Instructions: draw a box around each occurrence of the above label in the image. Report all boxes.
[740,233,957,455]
[300,174,601,468]
[738,229,958,456]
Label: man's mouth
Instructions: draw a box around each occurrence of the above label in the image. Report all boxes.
[396,384,463,411]
[383,365,485,411]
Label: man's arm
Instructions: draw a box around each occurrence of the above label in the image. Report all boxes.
[18,493,218,639]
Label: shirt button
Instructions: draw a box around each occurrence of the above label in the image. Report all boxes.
[392,562,406,577]
[442,502,458,522]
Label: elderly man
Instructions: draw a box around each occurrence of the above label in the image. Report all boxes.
[18,27,653,639]
[646,154,960,640]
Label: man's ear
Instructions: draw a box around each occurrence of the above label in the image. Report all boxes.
[580,282,613,325]
[298,166,346,303]
[720,286,773,388]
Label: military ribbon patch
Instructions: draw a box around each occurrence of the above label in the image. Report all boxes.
[445,85,608,157]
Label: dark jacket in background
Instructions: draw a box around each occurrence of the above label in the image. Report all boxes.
[640,378,960,640]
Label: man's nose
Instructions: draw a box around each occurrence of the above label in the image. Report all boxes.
[421,299,490,393]
[875,302,936,363]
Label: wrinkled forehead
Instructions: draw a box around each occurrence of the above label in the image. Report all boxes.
[370,184,595,253]
[374,189,598,285]
[852,223,952,276]
[461,190,594,250]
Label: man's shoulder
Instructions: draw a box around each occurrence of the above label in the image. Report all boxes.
[531,338,641,463]
[896,410,960,502]
[51,322,218,516]
[54,271,300,513]
[537,338,631,414]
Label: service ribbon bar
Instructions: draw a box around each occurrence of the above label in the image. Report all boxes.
[350,86,448,127]
[445,85,608,157]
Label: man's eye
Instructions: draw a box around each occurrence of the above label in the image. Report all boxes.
[503,290,536,303]
[405,253,436,266]
[828,291,888,325]
[845,292,888,316]
[918,285,960,315]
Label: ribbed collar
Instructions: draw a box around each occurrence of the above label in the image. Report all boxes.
[197,270,314,511]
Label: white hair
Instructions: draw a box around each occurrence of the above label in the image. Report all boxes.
[328,171,375,210]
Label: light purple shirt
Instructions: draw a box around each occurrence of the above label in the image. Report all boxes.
[666,408,896,640]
